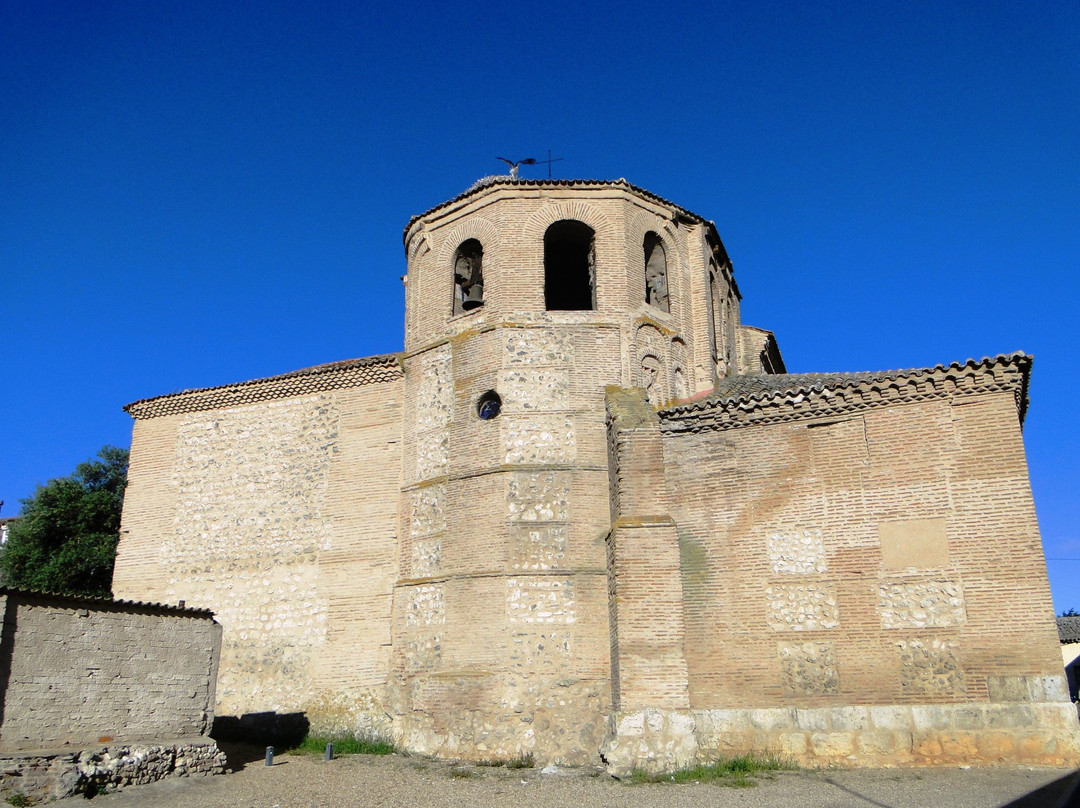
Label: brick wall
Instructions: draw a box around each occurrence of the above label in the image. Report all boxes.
[662,392,1061,709]
[390,329,618,764]
[0,591,220,751]
[603,381,1080,769]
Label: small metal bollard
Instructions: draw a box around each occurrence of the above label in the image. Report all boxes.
[325,742,334,761]
[265,746,274,766]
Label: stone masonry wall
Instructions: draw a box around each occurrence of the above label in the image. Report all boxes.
[114,376,403,735]
[602,699,1080,773]
[0,593,220,751]
[391,329,615,765]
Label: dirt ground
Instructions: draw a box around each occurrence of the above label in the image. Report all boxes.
[48,744,1080,808]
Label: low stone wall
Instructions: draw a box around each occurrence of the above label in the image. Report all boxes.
[0,738,226,802]
[601,701,1080,774]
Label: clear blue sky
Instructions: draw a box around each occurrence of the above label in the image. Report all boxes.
[2,1,1077,611]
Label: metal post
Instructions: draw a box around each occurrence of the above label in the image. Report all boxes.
[325,742,334,760]
[265,746,274,766]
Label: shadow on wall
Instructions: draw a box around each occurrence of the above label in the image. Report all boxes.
[212,712,310,748]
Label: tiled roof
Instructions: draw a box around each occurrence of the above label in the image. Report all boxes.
[659,352,1032,433]
[125,353,404,420]
[0,586,214,617]
[405,178,714,242]
[1059,615,1080,643]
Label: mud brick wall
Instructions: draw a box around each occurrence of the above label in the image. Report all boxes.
[0,592,220,751]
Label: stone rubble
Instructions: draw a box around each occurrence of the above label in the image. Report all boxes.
[0,740,226,802]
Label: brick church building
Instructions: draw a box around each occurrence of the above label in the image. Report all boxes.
[113,177,1078,770]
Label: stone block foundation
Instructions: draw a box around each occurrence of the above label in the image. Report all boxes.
[601,702,1080,774]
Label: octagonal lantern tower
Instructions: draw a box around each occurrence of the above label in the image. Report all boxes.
[390,177,766,760]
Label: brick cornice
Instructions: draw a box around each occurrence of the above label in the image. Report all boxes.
[124,354,404,420]
[404,178,724,252]
[658,353,1032,434]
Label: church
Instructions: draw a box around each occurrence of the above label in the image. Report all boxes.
[113,177,1078,770]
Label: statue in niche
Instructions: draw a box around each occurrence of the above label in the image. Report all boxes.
[715,357,728,381]
[453,239,484,313]
[641,355,662,404]
[673,367,686,400]
[644,233,669,312]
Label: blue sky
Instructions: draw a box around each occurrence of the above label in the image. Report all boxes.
[2,1,1078,611]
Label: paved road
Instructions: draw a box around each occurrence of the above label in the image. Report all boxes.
[52,749,1080,808]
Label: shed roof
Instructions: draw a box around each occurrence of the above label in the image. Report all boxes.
[0,586,214,617]
[1059,615,1080,643]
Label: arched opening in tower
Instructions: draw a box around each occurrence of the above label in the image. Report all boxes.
[453,238,484,315]
[643,231,669,312]
[544,220,596,310]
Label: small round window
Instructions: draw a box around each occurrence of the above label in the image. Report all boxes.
[477,390,502,420]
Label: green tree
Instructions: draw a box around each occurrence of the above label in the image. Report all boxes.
[1,446,128,597]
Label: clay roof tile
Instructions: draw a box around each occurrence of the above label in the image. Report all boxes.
[659,352,1032,425]
[124,353,405,420]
